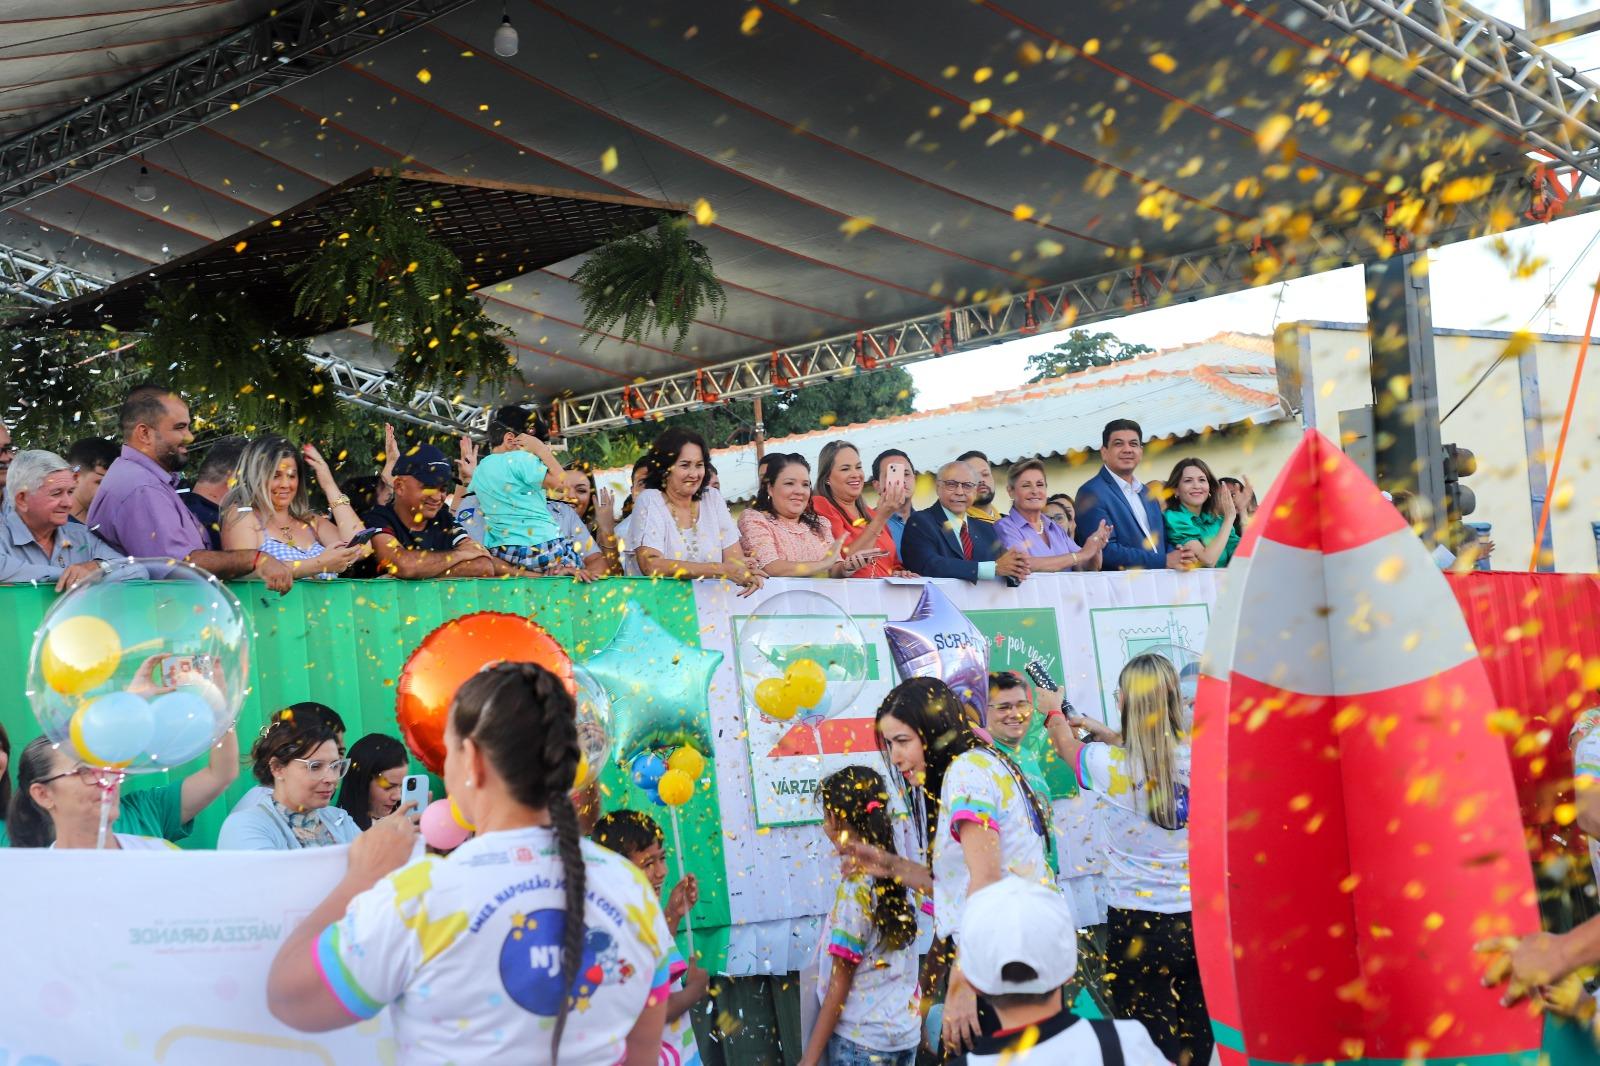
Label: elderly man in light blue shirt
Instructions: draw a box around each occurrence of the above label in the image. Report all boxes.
[0,450,145,590]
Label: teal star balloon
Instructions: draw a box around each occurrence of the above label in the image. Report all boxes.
[580,605,722,761]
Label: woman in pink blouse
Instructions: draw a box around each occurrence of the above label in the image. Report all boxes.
[737,453,862,577]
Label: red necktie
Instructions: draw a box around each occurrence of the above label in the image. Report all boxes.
[960,521,973,560]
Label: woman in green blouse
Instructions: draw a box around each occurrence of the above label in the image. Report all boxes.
[1161,457,1239,568]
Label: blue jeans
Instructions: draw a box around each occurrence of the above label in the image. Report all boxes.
[826,1034,915,1066]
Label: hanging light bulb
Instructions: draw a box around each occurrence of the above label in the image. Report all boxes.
[132,165,156,203]
[493,7,519,57]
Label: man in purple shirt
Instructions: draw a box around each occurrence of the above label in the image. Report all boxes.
[88,384,292,593]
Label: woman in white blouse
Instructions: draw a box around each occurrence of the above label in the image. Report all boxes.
[631,428,764,596]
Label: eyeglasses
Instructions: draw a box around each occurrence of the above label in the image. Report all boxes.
[293,757,352,778]
[990,700,1033,723]
[939,479,977,491]
[0,443,16,457]
[39,765,125,788]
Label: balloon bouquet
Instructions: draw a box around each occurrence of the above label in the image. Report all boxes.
[394,611,613,851]
[26,562,250,848]
[582,606,723,952]
[739,589,870,745]
[884,583,991,727]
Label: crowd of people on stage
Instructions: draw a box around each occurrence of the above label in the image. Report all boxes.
[0,383,1261,596]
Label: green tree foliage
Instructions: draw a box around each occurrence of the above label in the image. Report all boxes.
[1024,329,1153,383]
[564,366,916,469]
[573,216,726,352]
[0,319,126,449]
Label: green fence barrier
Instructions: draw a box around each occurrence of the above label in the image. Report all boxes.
[0,578,734,970]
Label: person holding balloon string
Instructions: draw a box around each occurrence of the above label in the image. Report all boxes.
[269,662,675,1065]
[845,677,1057,1058]
[594,808,711,1066]
[6,663,240,849]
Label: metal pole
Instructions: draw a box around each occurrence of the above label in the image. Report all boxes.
[752,396,766,463]
[1365,254,1447,543]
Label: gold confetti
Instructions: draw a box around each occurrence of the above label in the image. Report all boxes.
[839,216,875,237]
[1149,53,1177,73]
[600,147,619,173]
[740,6,761,34]
[416,68,432,84]
[1012,204,1034,221]
[692,198,716,225]
[1255,115,1293,153]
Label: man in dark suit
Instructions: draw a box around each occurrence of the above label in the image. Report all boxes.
[901,460,1031,584]
[1075,419,1196,572]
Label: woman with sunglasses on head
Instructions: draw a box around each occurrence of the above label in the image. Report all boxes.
[336,734,412,832]
[219,713,368,850]
[268,662,674,1065]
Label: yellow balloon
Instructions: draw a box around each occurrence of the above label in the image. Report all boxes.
[657,768,694,807]
[41,616,122,696]
[755,677,799,720]
[785,658,827,708]
[668,746,706,780]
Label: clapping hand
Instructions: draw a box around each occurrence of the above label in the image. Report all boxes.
[300,442,334,483]
[455,435,478,486]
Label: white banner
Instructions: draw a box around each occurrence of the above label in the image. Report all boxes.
[693,571,1219,969]
[0,846,390,1063]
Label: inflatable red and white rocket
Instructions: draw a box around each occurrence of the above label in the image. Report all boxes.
[1192,430,1545,1064]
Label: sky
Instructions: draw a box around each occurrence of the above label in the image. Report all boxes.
[909,10,1600,410]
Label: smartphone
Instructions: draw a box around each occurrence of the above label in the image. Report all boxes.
[344,527,384,548]
[161,654,213,688]
[881,460,911,497]
[401,774,430,817]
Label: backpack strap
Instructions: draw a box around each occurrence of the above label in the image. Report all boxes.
[1089,1018,1126,1066]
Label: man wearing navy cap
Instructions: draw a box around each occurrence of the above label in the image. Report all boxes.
[361,444,523,578]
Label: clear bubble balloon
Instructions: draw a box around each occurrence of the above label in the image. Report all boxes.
[1143,642,1201,726]
[27,561,250,772]
[572,664,612,790]
[737,590,868,727]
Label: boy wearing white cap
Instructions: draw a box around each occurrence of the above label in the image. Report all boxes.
[960,877,1170,1065]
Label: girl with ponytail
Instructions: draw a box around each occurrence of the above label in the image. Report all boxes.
[269,662,674,1065]
[798,765,921,1066]
[1055,652,1210,1066]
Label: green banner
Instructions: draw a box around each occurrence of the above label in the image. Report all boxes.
[0,579,732,969]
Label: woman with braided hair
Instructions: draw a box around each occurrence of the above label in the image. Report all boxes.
[268,662,674,1064]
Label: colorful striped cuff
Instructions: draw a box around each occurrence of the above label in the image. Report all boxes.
[1075,746,1093,790]
[648,957,673,1006]
[313,924,384,1021]
[920,899,935,917]
[949,806,1000,842]
[828,929,867,965]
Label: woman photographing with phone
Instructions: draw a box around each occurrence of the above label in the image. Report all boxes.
[811,440,908,579]
[220,435,372,582]
[336,734,412,831]
[268,662,674,1065]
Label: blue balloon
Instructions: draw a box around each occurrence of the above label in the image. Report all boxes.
[147,690,218,765]
[797,689,833,727]
[629,752,667,793]
[70,691,154,766]
[924,1004,944,1052]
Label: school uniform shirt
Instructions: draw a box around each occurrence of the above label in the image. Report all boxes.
[315,826,672,1066]
[468,451,560,550]
[815,872,921,1052]
[968,1010,1171,1065]
[663,947,703,1066]
[1570,707,1600,888]
[1076,743,1192,914]
[932,748,1051,940]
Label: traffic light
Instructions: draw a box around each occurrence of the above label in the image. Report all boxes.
[1443,443,1476,520]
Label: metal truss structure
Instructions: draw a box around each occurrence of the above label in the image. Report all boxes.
[553,166,1600,435]
[0,243,487,435]
[1286,0,1600,182]
[0,244,106,306]
[0,0,478,210]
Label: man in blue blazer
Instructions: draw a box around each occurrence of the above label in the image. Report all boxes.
[1074,419,1196,572]
[901,460,1032,584]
